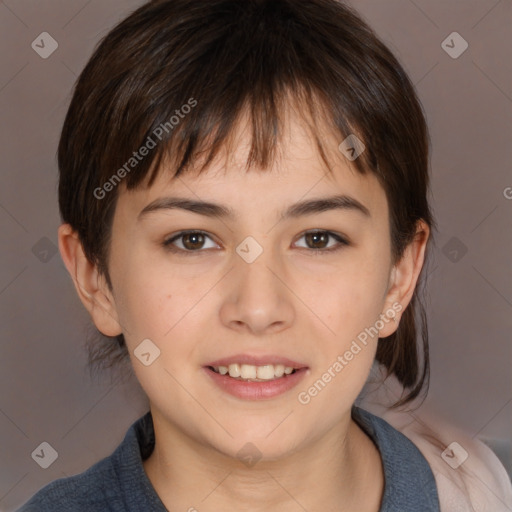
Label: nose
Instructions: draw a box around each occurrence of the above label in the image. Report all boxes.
[219,248,295,336]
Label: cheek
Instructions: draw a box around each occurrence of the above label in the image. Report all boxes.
[308,260,389,335]
[109,252,178,343]
[296,268,386,411]
[112,254,217,356]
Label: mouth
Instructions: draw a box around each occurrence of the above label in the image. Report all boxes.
[203,356,309,400]
[207,363,299,382]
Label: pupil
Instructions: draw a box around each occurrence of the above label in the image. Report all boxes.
[307,232,327,249]
[184,233,204,250]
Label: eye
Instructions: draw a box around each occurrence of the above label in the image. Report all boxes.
[163,230,218,253]
[163,229,349,255]
[294,230,349,253]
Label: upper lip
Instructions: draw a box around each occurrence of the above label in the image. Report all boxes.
[205,354,308,369]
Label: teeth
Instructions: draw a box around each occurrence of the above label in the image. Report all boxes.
[240,364,257,379]
[214,363,297,381]
[274,364,285,377]
[256,365,274,379]
[228,363,241,378]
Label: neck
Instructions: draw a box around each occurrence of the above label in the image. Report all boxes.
[143,408,384,512]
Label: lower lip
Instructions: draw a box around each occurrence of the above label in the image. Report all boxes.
[203,367,308,400]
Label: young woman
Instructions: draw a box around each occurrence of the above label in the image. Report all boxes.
[17,0,511,510]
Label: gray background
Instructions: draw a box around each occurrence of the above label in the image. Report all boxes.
[0,0,511,510]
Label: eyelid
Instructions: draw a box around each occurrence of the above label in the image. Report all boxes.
[163,230,219,252]
[162,229,350,254]
[293,229,350,252]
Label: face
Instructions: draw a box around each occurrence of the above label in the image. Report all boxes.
[103,109,399,461]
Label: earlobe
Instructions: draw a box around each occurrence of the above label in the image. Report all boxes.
[58,223,123,337]
[379,220,430,338]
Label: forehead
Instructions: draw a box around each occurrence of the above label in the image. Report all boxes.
[116,103,387,219]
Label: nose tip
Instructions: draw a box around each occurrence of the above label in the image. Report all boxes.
[219,252,295,335]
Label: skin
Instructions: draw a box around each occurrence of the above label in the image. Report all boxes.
[59,105,429,512]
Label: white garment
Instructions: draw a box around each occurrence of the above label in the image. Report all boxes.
[358,365,512,512]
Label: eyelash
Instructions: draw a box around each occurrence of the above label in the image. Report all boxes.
[162,230,350,256]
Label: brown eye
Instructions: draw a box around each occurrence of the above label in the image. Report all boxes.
[294,230,349,254]
[181,232,205,250]
[305,231,329,249]
[163,231,218,253]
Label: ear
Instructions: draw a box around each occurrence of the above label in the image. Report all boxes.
[378,220,430,338]
[58,223,122,337]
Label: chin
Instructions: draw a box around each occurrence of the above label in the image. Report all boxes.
[210,424,306,463]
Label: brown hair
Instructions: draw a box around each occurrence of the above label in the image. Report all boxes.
[58,0,436,406]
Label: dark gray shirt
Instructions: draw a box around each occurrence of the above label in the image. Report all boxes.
[17,407,440,511]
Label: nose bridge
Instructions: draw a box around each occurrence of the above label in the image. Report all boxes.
[235,238,283,301]
[220,237,295,333]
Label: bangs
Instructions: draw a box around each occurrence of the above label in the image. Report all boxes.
[60,0,420,240]
[83,0,386,196]
[137,88,369,190]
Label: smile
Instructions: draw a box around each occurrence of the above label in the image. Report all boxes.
[209,363,297,381]
[204,364,308,400]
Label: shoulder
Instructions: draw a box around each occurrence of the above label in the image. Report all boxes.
[354,405,437,476]
[15,455,118,511]
[358,370,512,512]
[389,408,512,512]
[353,406,441,511]
[16,412,157,512]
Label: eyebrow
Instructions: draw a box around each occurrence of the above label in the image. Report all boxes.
[138,194,371,221]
